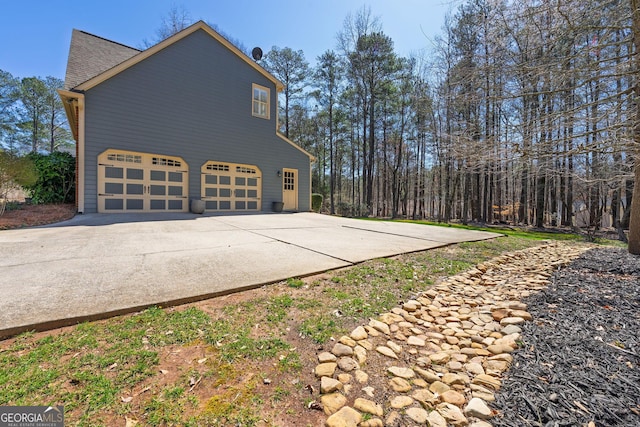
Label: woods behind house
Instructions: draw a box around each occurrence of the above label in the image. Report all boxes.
[1,0,637,235]
[265,0,636,234]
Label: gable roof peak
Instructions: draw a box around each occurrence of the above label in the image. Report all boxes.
[64,29,140,90]
[68,20,284,92]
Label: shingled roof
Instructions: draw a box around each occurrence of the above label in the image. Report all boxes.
[64,30,140,90]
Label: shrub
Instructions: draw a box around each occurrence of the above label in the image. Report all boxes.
[24,152,75,204]
[0,151,37,216]
[311,193,323,212]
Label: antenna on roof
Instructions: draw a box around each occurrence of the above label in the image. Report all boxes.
[251,47,263,61]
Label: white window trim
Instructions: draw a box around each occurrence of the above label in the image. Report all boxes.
[252,83,270,120]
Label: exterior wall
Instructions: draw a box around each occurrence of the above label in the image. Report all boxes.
[82,29,310,213]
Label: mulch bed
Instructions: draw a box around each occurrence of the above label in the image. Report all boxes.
[0,203,76,230]
[492,247,640,426]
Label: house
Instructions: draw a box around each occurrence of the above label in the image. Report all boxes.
[59,21,313,214]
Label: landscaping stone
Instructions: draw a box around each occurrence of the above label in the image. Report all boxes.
[354,370,368,384]
[388,377,412,392]
[353,397,383,416]
[332,343,353,357]
[412,388,438,405]
[338,335,357,347]
[437,402,468,426]
[359,418,383,427]
[375,345,398,359]
[353,346,367,364]
[362,386,375,397]
[325,406,361,427]
[407,335,425,346]
[337,357,359,372]
[429,380,451,394]
[321,376,343,394]
[315,362,337,378]
[426,410,448,427]
[321,392,347,415]
[318,352,337,363]
[312,242,590,427]
[350,326,368,341]
[441,389,466,406]
[387,366,415,379]
[368,319,390,335]
[405,407,429,423]
[464,397,492,419]
[384,411,402,427]
[337,373,352,384]
[386,340,403,354]
[429,351,451,364]
[389,395,414,408]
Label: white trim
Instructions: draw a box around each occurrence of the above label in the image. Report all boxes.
[77,95,85,213]
[309,161,313,212]
[58,90,85,213]
[252,83,270,120]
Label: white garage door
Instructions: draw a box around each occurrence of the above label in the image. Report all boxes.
[98,150,188,213]
[201,161,261,211]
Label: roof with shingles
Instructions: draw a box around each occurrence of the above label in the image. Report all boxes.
[64,29,140,90]
[64,22,284,93]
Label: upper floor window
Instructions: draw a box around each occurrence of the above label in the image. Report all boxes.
[252,84,270,119]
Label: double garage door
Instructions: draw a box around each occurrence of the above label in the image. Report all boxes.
[98,150,261,213]
[98,150,188,212]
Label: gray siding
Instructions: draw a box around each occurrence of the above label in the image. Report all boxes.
[83,29,310,213]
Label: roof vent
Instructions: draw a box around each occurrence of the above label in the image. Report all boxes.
[251,47,263,61]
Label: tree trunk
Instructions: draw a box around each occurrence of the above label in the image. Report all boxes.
[462,171,471,225]
[329,102,335,215]
[367,89,375,215]
[629,164,640,253]
[629,0,640,254]
[535,170,545,228]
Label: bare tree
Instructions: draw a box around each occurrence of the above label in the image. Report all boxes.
[142,4,194,47]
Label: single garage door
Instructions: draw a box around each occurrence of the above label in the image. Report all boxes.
[201,161,261,211]
[98,149,188,213]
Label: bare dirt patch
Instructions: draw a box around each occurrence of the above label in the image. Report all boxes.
[0,203,76,230]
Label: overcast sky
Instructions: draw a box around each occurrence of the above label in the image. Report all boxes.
[2,0,458,80]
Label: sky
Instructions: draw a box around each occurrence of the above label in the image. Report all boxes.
[1,0,457,80]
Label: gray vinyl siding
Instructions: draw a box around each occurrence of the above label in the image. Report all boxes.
[82,29,310,213]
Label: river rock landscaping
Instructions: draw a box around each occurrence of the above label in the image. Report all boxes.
[312,242,640,427]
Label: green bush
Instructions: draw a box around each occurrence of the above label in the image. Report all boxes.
[24,152,75,204]
[0,151,37,215]
[311,193,323,212]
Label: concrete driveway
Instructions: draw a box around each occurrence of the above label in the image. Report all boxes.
[0,212,500,338]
